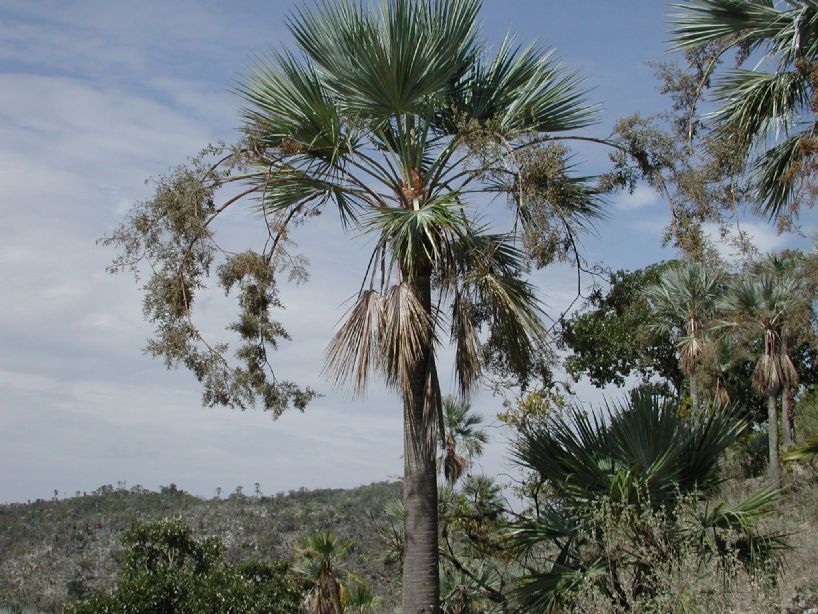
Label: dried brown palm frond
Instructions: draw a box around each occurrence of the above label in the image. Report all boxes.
[451,291,481,398]
[377,282,433,394]
[752,352,784,397]
[323,289,381,395]
[780,352,799,387]
[440,434,467,485]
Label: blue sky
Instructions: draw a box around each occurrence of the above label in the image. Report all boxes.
[0,0,806,503]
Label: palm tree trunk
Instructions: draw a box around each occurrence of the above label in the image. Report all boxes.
[402,272,440,614]
[689,370,699,414]
[768,394,781,483]
[782,386,794,446]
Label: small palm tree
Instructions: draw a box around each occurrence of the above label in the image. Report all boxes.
[643,260,723,413]
[717,271,804,482]
[440,398,489,485]
[295,532,353,614]
[670,0,818,219]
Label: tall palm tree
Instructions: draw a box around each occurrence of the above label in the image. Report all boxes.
[670,0,818,220]
[717,272,803,482]
[439,397,489,485]
[643,260,723,413]
[237,2,600,611]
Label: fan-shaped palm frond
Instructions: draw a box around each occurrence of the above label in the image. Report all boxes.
[511,390,745,511]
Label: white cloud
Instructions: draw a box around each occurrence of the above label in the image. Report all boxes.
[616,184,659,211]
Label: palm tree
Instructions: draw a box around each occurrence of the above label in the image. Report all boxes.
[237,2,600,611]
[295,532,353,614]
[752,254,809,445]
[440,397,489,485]
[643,260,723,413]
[717,272,803,482]
[670,0,818,220]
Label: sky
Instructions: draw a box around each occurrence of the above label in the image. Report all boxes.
[0,0,807,504]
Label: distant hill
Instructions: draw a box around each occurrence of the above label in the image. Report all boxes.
[0,481,402,612]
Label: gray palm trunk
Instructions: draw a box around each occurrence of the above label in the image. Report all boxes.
[402,272,440,614]
[782,386,794,446]
[768,394,781,483]
[689,370,699,414]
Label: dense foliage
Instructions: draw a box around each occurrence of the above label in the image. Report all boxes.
[508,391,785,612]
[64,518,303,614]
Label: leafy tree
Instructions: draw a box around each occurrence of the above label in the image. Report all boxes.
[507,391,786,612]
[643,260,723,413]
[561,262,683,392]
[105,0,606,610]
[670,0,818,223]
[439,397,489,485]
[64,518,303,614]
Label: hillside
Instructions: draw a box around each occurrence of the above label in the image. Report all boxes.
[0,481,402,612]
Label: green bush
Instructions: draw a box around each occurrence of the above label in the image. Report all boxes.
[64,518,302,614]
[508,391,787,612]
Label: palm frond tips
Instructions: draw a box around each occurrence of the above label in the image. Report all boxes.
[289,0,480,117]
[443,35,597,134]
[323,289,381,395]
[238,52,351,160]
[669,0,785,51]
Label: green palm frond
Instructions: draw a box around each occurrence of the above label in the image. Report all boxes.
[713,69,808,150]
[696,485,789,569]
[442,34,597,134]
[368,195,470,278]
[511,391,744,511]
[239,52,351,159]
[513,559,605,614]
[505,509,577,556]
[290,0,479,117]
[669,0,788,52]
[782,436,818,461]
[751,131,812,219]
